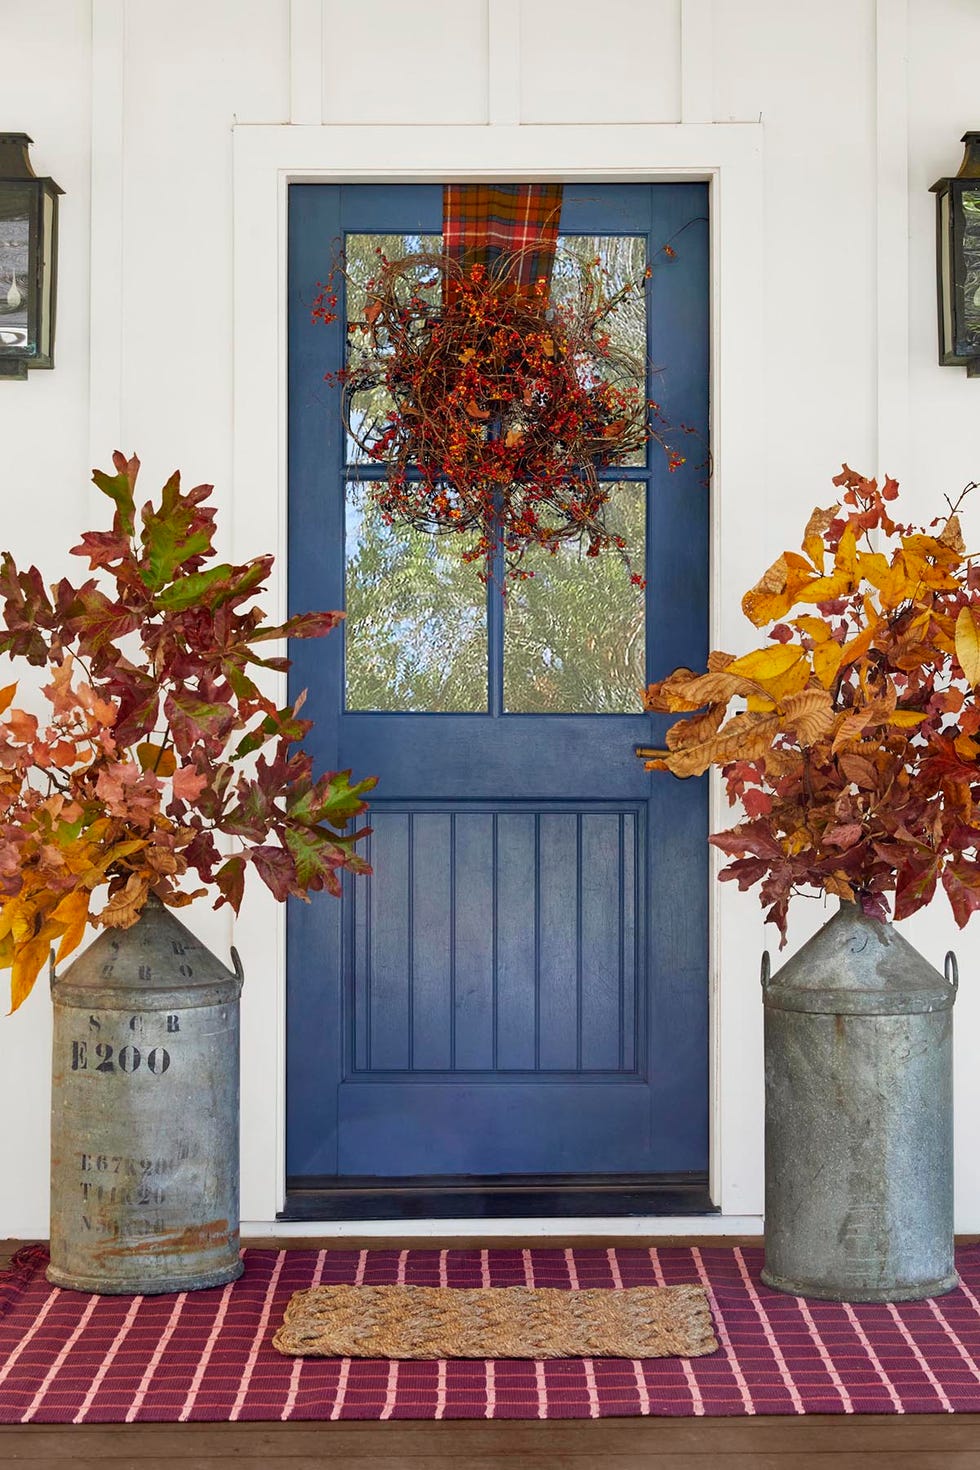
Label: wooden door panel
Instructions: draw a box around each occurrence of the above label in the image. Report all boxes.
[346,805,641,1079]
[286,182,710,1196]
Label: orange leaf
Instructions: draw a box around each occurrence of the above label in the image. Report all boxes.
[6,708,37,743]
[741,555,815,626]
[0,683,16,717]
[9,936,50,1014]
[955,605,980,687]
[888,710,928,729]
[727,644,807,683]
[50,888,91,964]
[813,640,844,689]
[137,742,177,777]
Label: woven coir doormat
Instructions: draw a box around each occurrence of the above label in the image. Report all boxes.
[273,1282,717,1359]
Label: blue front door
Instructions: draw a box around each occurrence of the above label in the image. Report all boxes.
[286,183,709,1193]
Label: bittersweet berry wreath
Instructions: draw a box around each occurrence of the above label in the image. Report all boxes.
[313,244,688,586]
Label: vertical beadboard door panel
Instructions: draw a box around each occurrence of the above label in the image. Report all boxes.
[287,182,709,1189]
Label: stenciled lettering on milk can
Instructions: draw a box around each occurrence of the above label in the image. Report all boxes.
[48,897,245,1295]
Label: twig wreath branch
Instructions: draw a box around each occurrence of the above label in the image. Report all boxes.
[313,240,690,586]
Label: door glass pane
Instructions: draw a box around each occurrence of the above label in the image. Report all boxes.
[345,480,488,712]
[345,232,441,466]
[503,481,645,714]
[551,234,648,467]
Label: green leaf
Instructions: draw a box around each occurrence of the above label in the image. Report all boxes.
[214,855,247,912]
[288,769,378,830]
[232,705,312,760]
[92,465,137,538]
[139,472,213,591]
[154,564,235,611]
[211,559,270,609]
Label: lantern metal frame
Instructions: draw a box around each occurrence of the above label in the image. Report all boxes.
[0,133,63,381]
[930,132,980,378]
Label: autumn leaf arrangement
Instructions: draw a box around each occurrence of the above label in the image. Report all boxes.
[644,466,980,942]
[313,244,688,585]
[0,453,375,1012]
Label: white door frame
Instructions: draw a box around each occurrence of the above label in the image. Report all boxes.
[231,121,766,1234]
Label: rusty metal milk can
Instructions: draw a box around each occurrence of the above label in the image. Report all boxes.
[47,896,245,1294]
[761,901,957,1302]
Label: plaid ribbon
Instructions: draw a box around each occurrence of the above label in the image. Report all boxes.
[443,183,563,300]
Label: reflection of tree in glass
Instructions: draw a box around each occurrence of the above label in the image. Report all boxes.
[342,235,649,716]
[504,482,645,714]
[345,233,441,465]
[345,481,487,712]
[343,232,648,467]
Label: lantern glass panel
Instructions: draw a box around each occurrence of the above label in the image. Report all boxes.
[0,182,32,358]
[955,186,980,358]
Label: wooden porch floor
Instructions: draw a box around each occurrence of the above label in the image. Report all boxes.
[4,1413,980,1469]
[3,1239,979,1469]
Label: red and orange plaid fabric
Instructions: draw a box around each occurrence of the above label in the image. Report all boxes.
[443,183,563,299]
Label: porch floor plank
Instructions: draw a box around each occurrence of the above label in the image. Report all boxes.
[3,1449,980,1470]
[3,1421,980,1466]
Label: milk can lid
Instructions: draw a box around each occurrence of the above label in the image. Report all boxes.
[761,902,957,1015]
[50,895,243,1010]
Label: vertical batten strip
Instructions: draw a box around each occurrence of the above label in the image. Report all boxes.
[491,812,499,1070]
[576,814,583,1070]
[533,812,541,1070]
[680,0,713,125]
[290,0,324,125]
[407,812,415,1071]
[365,829,373,1071]
[487,0,521,127]
[874,0,910,480]
[618,812,625,1072]
[449,812,457,1071]
[89,0,126,510]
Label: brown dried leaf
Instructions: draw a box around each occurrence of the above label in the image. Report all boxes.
[823,871,856,901]
[802,505,835,568]
[780,686,835,746]
[96,873,149,930]
[940,514,965,556]
[661,712,781,778]
[665,703,727,752]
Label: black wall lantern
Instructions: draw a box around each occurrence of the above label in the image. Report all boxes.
[0,134,63,381]
[931,132,980,378]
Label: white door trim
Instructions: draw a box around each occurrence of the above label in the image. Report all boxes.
[231,121,766,1231]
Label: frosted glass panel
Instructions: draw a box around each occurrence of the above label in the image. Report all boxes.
[503,482,646,714]
[345,481,487,712]
[552,234,647,467]
[345,232,441,466]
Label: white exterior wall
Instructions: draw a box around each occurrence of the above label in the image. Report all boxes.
[0,0,977,1238]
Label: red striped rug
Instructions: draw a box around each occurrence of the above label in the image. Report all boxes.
[2,1244,980,1422]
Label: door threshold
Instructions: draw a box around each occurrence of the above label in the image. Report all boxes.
[279,1172,716,1222]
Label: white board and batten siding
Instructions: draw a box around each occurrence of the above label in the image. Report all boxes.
[1,0,979,1239]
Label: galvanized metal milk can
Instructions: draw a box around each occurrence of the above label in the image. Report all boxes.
[48,896,245,1295]
[761,901,957,1302]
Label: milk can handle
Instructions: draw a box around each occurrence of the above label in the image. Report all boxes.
[945,951,959,994]
[761,951,771,991]
[230,946,245,985]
